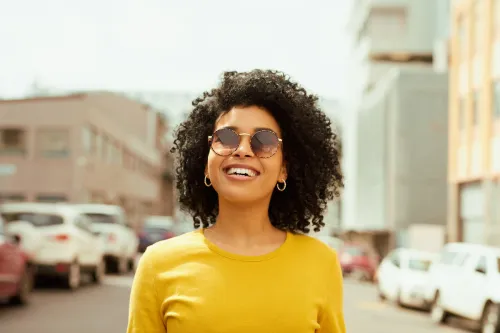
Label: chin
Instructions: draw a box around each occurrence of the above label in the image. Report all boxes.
[216,185,271,205]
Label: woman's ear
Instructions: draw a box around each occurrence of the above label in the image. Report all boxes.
[279,164,287,182]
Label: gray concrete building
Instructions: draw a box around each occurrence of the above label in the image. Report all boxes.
[342,0,450,254]
[354,67,449,254]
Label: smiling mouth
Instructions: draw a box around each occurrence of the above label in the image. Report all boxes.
[224,167,260,177]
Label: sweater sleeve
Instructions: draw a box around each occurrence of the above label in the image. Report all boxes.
[317,250,346,333]
[127,247,167,333]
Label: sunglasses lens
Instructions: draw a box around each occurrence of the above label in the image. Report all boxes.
[211,128,239,156]
[251,131,280,158]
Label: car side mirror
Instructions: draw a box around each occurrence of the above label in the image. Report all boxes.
[11,234,21,245]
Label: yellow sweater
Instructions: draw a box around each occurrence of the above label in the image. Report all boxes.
[127,229,345,333]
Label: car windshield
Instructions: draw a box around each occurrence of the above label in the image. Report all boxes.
[84,213,116,224]
[344,247,365,256]
[2,212,64,227]
[145,226,170,233]
[408,258,432,271]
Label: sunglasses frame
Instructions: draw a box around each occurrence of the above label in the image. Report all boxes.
[208,128,283,159]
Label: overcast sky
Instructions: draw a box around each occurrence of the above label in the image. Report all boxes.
[0,0,354,104]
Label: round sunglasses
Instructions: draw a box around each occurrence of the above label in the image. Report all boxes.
[208,128,283,158]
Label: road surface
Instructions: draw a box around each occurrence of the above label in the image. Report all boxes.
[0,276,474,333]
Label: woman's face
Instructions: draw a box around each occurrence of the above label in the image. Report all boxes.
[206,106,287,204]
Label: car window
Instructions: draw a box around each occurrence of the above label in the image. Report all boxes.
[408,259,432,271]
[475,255,488,274]
[2,212,64,227]
[344,246,366,256]
[497,257,500,274]
[145,226,171,232]
[74,215,93,233]
[0,215,4,234]
[455,253,470,267]
[439,250,459,265]
[84,213,116,224]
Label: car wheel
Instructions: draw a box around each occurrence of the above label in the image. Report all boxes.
[481,302,500,333]
[9,265,34,305]
[396,289,404,308]
[117,256,128,275]
[430,292,447,324]
[63,261,81,290]
[127,258,135,272]
[91,260,105,284]
[377,284,386,301]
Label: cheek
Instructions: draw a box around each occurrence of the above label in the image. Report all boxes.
[206,152,223,178]
[262,156,284,180]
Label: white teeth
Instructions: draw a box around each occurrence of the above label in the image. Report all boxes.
[226,167,257,177]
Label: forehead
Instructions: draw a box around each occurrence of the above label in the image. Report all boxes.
[215,106,281,134]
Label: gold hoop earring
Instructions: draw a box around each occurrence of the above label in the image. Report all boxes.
[204,175,212,187]
[276,180,286,192]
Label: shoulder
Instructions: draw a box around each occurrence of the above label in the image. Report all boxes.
[290,233,339,263]
[139,230,206,268]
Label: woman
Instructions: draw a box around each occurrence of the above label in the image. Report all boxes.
[127,70,345,333]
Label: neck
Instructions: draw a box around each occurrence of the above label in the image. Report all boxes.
[212,197,276,240]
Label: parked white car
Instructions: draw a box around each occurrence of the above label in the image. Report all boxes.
[73,204,138,274]
[0,202,105,290]
[377,248,436,309]
[423,242,500,333]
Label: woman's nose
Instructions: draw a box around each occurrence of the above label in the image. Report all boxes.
[233,134,254,157]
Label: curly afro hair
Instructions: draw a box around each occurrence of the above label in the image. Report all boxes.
[171,69,343,234]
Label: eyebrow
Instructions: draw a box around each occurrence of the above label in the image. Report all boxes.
[222,126,276,133]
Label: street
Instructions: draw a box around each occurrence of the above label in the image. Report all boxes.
[0,274,475,333]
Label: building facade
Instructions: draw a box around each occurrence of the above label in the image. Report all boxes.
[344,0,441,225]
[0,92,174,227]
[448,0,500,245]
[357,68,449,254]
[342,0,452,255]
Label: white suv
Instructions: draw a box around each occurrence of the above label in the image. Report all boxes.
[424,242,500,333]
[0,202,105,290]
[73,204,138,275]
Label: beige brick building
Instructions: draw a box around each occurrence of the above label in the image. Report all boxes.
[0,92,174,227]
[448,0,500,244]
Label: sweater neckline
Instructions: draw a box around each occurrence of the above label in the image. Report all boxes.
[198,228,293,262]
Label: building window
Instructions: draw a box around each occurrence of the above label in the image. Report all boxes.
[107,140,114,163]
[460,182,485,243]
[473,0,484,52]
[37,129,70,158]
[0,128,26,155]
[495,0,500,36]
[472,91,480,125]
[458,17,468,61]
[494,81,500,118]
[36,194,67,203]
[111,142,123,165]
[369,7,407,37]
[494,181,500,225]
[459,97,466,129]
[82,126,92,154]
[0,194,25,203]
[101,135,108,161]
[116,145,123,165]
[95,133,102,158]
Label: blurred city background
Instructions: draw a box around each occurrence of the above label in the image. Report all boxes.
[0,0,499,332]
